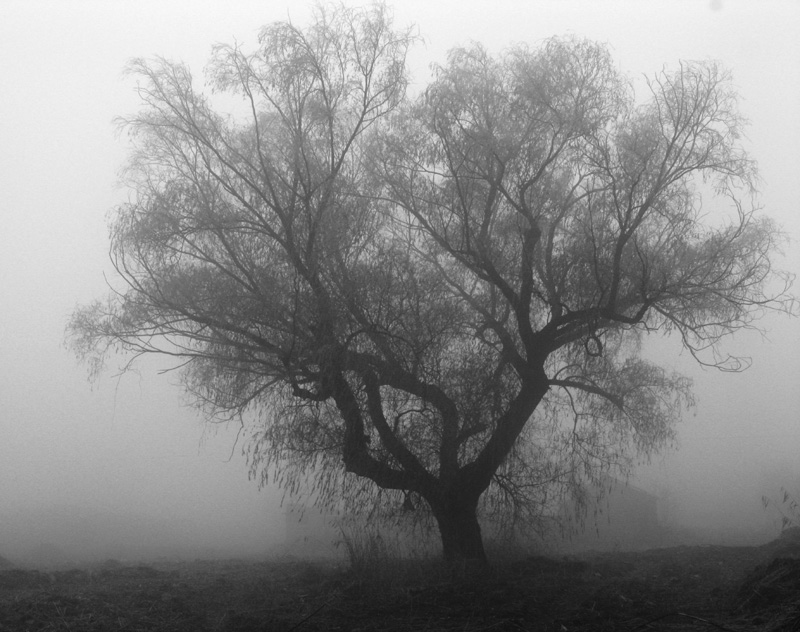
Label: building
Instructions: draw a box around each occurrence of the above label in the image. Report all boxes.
[561,478,663,551]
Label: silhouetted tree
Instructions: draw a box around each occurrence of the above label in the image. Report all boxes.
[69,3,793,563]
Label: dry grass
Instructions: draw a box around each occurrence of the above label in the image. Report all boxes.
[1,536,799,631]
[335,520,455,602]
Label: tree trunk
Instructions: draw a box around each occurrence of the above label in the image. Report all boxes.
[432,500,487,566]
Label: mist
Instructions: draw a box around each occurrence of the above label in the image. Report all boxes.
[1,0,799,570]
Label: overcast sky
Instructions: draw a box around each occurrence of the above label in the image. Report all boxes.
[1,0,798,559]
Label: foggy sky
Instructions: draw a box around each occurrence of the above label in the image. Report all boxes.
[1,0,798,563]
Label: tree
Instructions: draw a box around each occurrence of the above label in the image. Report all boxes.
[69,3,793,564]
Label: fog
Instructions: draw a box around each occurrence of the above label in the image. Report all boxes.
[1,1,798,567]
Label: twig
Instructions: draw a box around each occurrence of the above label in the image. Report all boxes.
[630,610,742,631]
[284,601,329,632]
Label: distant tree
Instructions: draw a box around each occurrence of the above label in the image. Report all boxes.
[69,3,793,563]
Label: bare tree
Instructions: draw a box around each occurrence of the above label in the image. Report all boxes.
[69,5,793,563]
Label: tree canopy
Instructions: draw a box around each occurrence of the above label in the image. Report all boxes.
[69,3,793,562]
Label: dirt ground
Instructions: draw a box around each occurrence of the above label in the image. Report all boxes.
[1,535,799,632]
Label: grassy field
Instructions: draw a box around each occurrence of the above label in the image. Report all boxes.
[1,533,799,631]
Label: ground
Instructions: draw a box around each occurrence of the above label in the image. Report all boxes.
[1,535,799,631]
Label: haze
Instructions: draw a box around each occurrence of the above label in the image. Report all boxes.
[1,0,798,566]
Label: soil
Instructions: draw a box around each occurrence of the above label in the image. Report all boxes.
[1,537,799,631]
